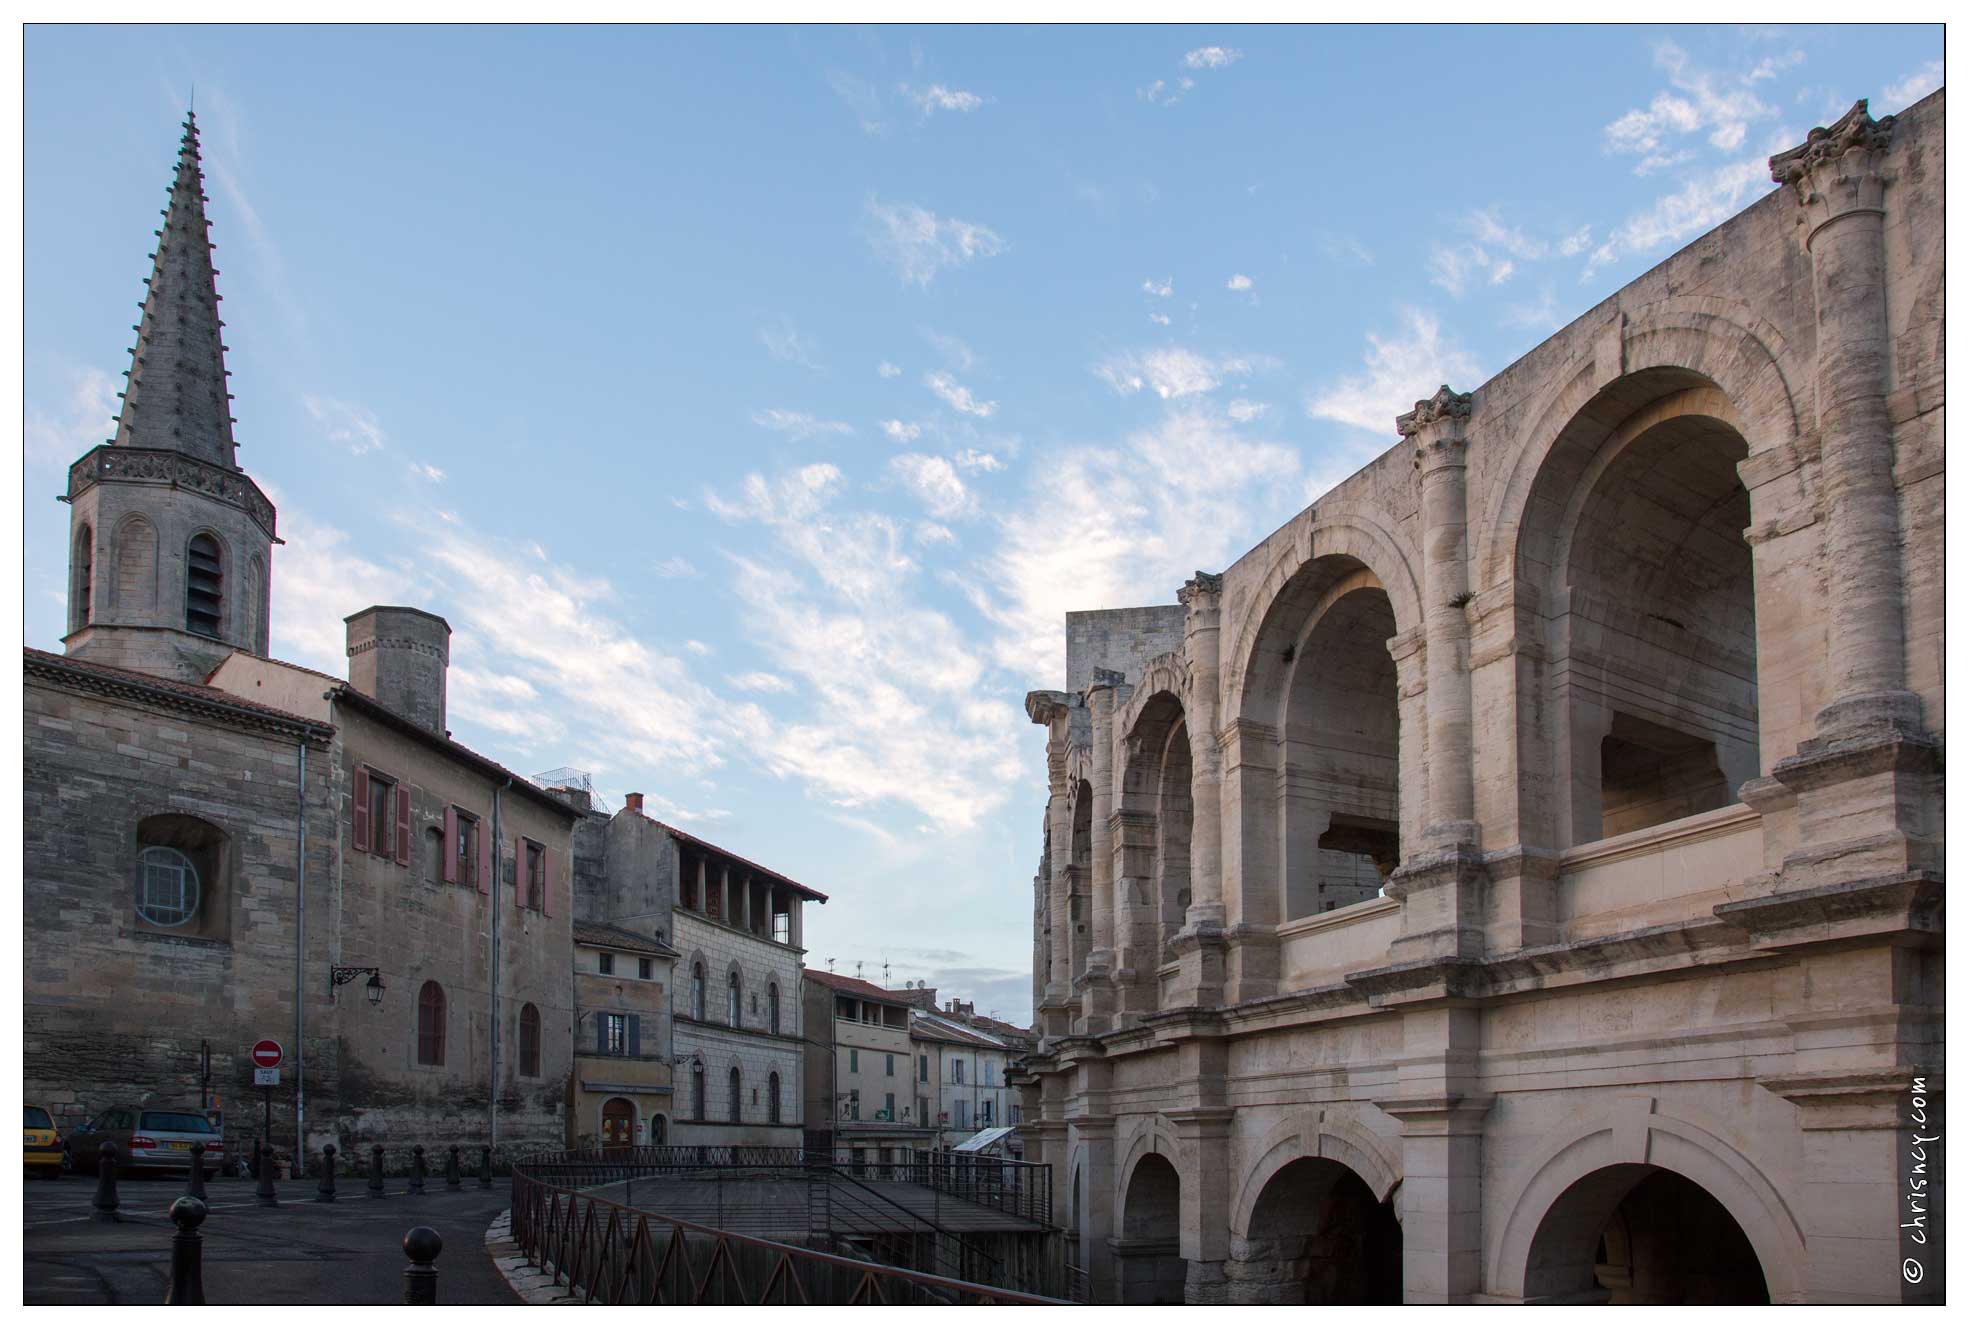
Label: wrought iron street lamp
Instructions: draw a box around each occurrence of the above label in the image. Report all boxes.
[330,966,386,1006]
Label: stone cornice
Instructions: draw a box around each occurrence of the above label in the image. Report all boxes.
[26,648,333,746]
[1711,873,1943,949]
[1025,688,1071,725]
[66,444,278,541]
[1758,1067,1937,1131]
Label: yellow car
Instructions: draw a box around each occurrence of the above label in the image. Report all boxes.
[25,1105,63,1179]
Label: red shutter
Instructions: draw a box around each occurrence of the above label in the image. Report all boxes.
[352,766,370,852]
[515,836,527,910]
[442,807,459,885]
[477,819,491,895]
[395,785,412,867]
[543,847,554,918]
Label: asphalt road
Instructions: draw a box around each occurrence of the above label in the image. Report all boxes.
[23,1172,519,1305]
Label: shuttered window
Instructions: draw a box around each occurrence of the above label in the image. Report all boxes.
[728,1067,742,1123]
[519,1002,540,1077]
[416,981,446,1066]
[769,1072,782,1123]
[185,533,223,637]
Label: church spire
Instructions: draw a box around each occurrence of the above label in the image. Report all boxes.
[112,109,239,469]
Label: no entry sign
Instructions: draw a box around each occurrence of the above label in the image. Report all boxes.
[251,1039,284,1069]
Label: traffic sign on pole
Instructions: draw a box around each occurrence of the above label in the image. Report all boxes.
[252,1040,284,1069]
[253,1067,281,1087]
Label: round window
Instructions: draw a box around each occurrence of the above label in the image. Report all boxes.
[136,845,201,927]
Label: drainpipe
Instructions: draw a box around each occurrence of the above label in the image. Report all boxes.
[294,738,308,1165]
[490,776,513,1151]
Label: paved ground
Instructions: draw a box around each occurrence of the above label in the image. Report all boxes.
[23,1173,519,1305]
[586,1176,1044,1236]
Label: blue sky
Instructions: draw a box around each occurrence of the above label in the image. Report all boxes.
[22,24,1943,1021]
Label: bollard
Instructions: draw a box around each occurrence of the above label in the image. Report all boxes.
[165,1194,208,1304]
[186,1141,207,1201]
[91,1141,121,1223]
[317,1144,337,1202]
[255,1140,278,1207]
[402,1225,442,1305]
[369,1143,386,1198]
[445,1144,462,1190]
[479,1145,492,1190]
[408,1144,426,1194]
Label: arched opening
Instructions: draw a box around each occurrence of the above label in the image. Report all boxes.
[185,532,224,637]
[1069,779,1093,983]
[133,812,231,941]
[112,514,157,618]
[1117,1152,1186,1304]
[691,961,706,1021]
[416,980,446,1067]
[1517,375,1760,849]
[600,1096,635,1147]
[727,969,742,1026]
[70,523,93,633]
[1118,693,1192,990]
[768,1071,782,1123]
[518,1002,541,1078]
[690,1063,706,1120]
[727,1066,743,1123]
[768,982,781,1034]
[1523,1164,1769,1304]
[1231,1157,1401,1304]
[649,1113,667,1145]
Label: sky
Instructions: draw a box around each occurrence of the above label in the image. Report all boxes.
[20,23,1944,1023]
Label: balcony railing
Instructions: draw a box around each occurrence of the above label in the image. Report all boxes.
[509,1146,1066,1305]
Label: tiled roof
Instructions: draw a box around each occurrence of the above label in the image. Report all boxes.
[574,922,678,956]
[624,807,829,902]
[328,683,577,820]
[911,1011,1007,1050]
[804,968,910,1003]
[25,647,332,737]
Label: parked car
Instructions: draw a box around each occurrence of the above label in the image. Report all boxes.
[25,1105,64,1179]
[64,1106,226,1176]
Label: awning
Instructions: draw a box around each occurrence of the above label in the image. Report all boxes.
[951,1126,1017,1153]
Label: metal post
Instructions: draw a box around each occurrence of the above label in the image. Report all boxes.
[409,1144,426,1194]
[295,737,308,1166]
[402,1226,442,1305]
[369,1144,386,1198]
[91,1142,120,1223]
[479,1145,493,1189]
[166,1195,208,1304]
[186,1141,207,1200]
[317,1144,337,1202]
[446,1144,462,1190]
[255,1139,279,1206]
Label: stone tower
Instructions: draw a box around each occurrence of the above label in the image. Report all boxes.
[60,110,277,683]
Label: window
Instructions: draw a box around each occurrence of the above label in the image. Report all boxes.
[691,963,706,1020]
[71,523,92,632]
[136,845,200,928]
[768,984,781,1034]
[850,1049,859,1074]
[601,1012,627,1056]
[417,981,446,1066]
[919,1054,929,1081]
[950,1058,965,1084]
[982,1099,993,1125]
[884,1092,895,1120]
[727,972,741,1026]
[354,766,408,865]
[728,1067,742,1123]
[849,1090,860,1121]
[917,1096,929,1125]
[519,1003,541,1077]
[954,1100,969,1129]
[369,773,395,857]
[691,1065,706,1120]
[185,532,223,637]
[453,811,479,886]
[599,952,614,976]
[772,909,790,944]
[886,1054,895,1077]
[638,956,652,980]
[525,841,545,911]
[769,1072,782,1124]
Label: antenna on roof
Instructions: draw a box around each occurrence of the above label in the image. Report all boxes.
[882,961,891,987]
[826,957,836,973]
[855,960,864,981]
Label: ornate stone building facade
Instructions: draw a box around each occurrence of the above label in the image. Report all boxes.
[1015,94,1943,1305]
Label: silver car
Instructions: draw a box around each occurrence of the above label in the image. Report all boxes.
[65,1106,227,1176]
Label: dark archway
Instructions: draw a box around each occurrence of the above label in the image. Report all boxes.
[1232,1157,1401,1303]
[1117,1152,1186,1304]
[1524,1163,1769,1304]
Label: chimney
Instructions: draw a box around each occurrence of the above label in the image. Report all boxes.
[625,792,644,814]
[344,606,451,735]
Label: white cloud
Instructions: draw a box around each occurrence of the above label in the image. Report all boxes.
[891,453,976,520]
[865,200,1007,286]
[751,408,855,441]
[921,328,976,370]
[729,670,794,694]
[1149,312,1171,327]
[1306,309,1483,436]
[1095,347,1256,400]
[1142,277,1173,297]
[1583,154,1772,280]
[1183,46,1242,70]
[1557,225,1594,257]
[25,364,116,466]
[1502,287,1563,333]
[1226,273,1254,292]
[1139,77,1195,107]
[651,555,700,578]
[878,361,903,379]
[953,449,1005,473]
[880,419,923,443]
[685,639,713,656]
[1603,42,1799,170]
[978,409,1299,679]
[924,370,997,418]
[903,83,985,114]
[303,394,386,455]
[758,314,820,368]
[1227,398,1269,423]
[1490,260,1516,285]
[828,68,887,135]
[913,521,956,546]
[1882,61,1943,112]
[410,461,446,483]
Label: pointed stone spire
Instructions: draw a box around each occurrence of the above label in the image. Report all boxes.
[112,110,238,469]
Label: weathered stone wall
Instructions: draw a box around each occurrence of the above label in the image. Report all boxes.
[1065,606,1187,693]
[671,909,806,1145]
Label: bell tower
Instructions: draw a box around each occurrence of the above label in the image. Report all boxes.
[61,110,277,682]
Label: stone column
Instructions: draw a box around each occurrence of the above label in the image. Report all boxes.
[1770,101,1921,737]
[1081,674,1120,1032]
[1398,385,1480,848]
[1169,574,1229,1008]
[1074,1115,1119,1302]
[1109,808,1158,1019]
[1172,1104,1236,1303]
[1028,691,1076,1041]
[1376,1004,1491,1305]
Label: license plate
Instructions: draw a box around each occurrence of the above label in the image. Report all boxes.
[168,1141,193,1150]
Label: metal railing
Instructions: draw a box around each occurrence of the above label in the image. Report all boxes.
[510,1148,1068,1305]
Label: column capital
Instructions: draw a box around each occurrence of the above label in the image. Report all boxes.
[1177,570,1224,607]
[1025,688,1072,725]
[1769,99,1895,237]
[1396,384,1473,469]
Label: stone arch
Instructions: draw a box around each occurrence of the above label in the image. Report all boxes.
[111,512,158,619]
[1118,1150,1187,1303]
[1488,1101,1809,1304]
[1112,652,1192,759]
[686,951,709,1021]
[246,553,268,653]
[724,961,745,1027]
[184,526,228,638]
[1116,1111,1196,1196]
[1476,298,1805,590]
[69,521,95,633]
[1230,1109,1404,1235]
[1117,680,1192,976]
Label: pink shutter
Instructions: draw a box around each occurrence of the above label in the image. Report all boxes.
[442,806,459,884]
[395,785,412,867]
[543,847,554,918]
[476,820,491,895]
[351,766,370,852]
[515,836,527,910]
